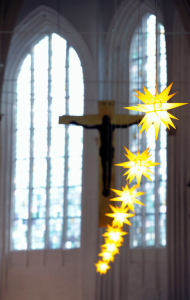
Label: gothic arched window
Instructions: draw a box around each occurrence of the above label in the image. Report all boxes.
[13,33,84,250]
[129,14,167,248]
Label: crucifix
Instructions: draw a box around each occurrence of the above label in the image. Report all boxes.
[59,101,143,227]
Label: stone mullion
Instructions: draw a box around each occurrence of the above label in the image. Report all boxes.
[27,48,34,252]
[62,42,70,249]
[45,33,52,251]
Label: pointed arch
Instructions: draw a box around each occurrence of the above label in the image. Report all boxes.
[0,5,97,253]
[105,0,164,102]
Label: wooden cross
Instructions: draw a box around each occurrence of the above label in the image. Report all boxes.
[59,101,142,227]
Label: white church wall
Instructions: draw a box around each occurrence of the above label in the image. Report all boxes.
[128,248,167,300]
[4,250,81,300]
[3,246,167,300]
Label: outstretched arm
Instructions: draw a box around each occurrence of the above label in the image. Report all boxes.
[113,120,140,129]
[70,121,99,129]
[59,115,102,127]
[112,115,143,130]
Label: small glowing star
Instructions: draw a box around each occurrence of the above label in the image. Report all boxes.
[111,184,145,213]
[116,147,160,187]
[101,242,121,255]
[95,260,110,274]
[99,250,115,262]
[102,225,127,244]
[106,205,134,227]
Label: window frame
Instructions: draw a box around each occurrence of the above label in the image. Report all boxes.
[0,5,97,252]
[13,34,84,251]
[128,13,167,249]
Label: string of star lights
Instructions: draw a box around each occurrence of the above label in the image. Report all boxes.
[95,2,188,276]
[95,183,145,274]
[95,94,187,276]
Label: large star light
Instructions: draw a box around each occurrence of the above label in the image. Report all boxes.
[116,147,160,187]
[106,205,134,227]
[111,184,145,213]
[124,83,188,139]
[102,225,127,244]
[95,260,110,274]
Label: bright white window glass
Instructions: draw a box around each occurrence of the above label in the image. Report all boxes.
[16,55,31,130]
[13,33,84,250]
[69,47,84,116]
[65,47,84,249]
[129,15,167,248]
[12,54,31,250]
[32,37,48,250]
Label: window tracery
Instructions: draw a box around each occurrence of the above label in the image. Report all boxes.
[13,33,84,250]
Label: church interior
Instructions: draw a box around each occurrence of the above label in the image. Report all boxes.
[0,0,189,299]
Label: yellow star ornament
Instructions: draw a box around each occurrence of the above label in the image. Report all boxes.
[111,184,145,213]
[101,240,122,254]
[106,205,134,227]
[124,83,188,139]
[102,225,128,244]
[116,147,160,187]
[95,260,110,274]
[99,250,115,262]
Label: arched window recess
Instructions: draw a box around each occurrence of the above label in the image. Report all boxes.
[129,13,167,249]
[1,6,96,252]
